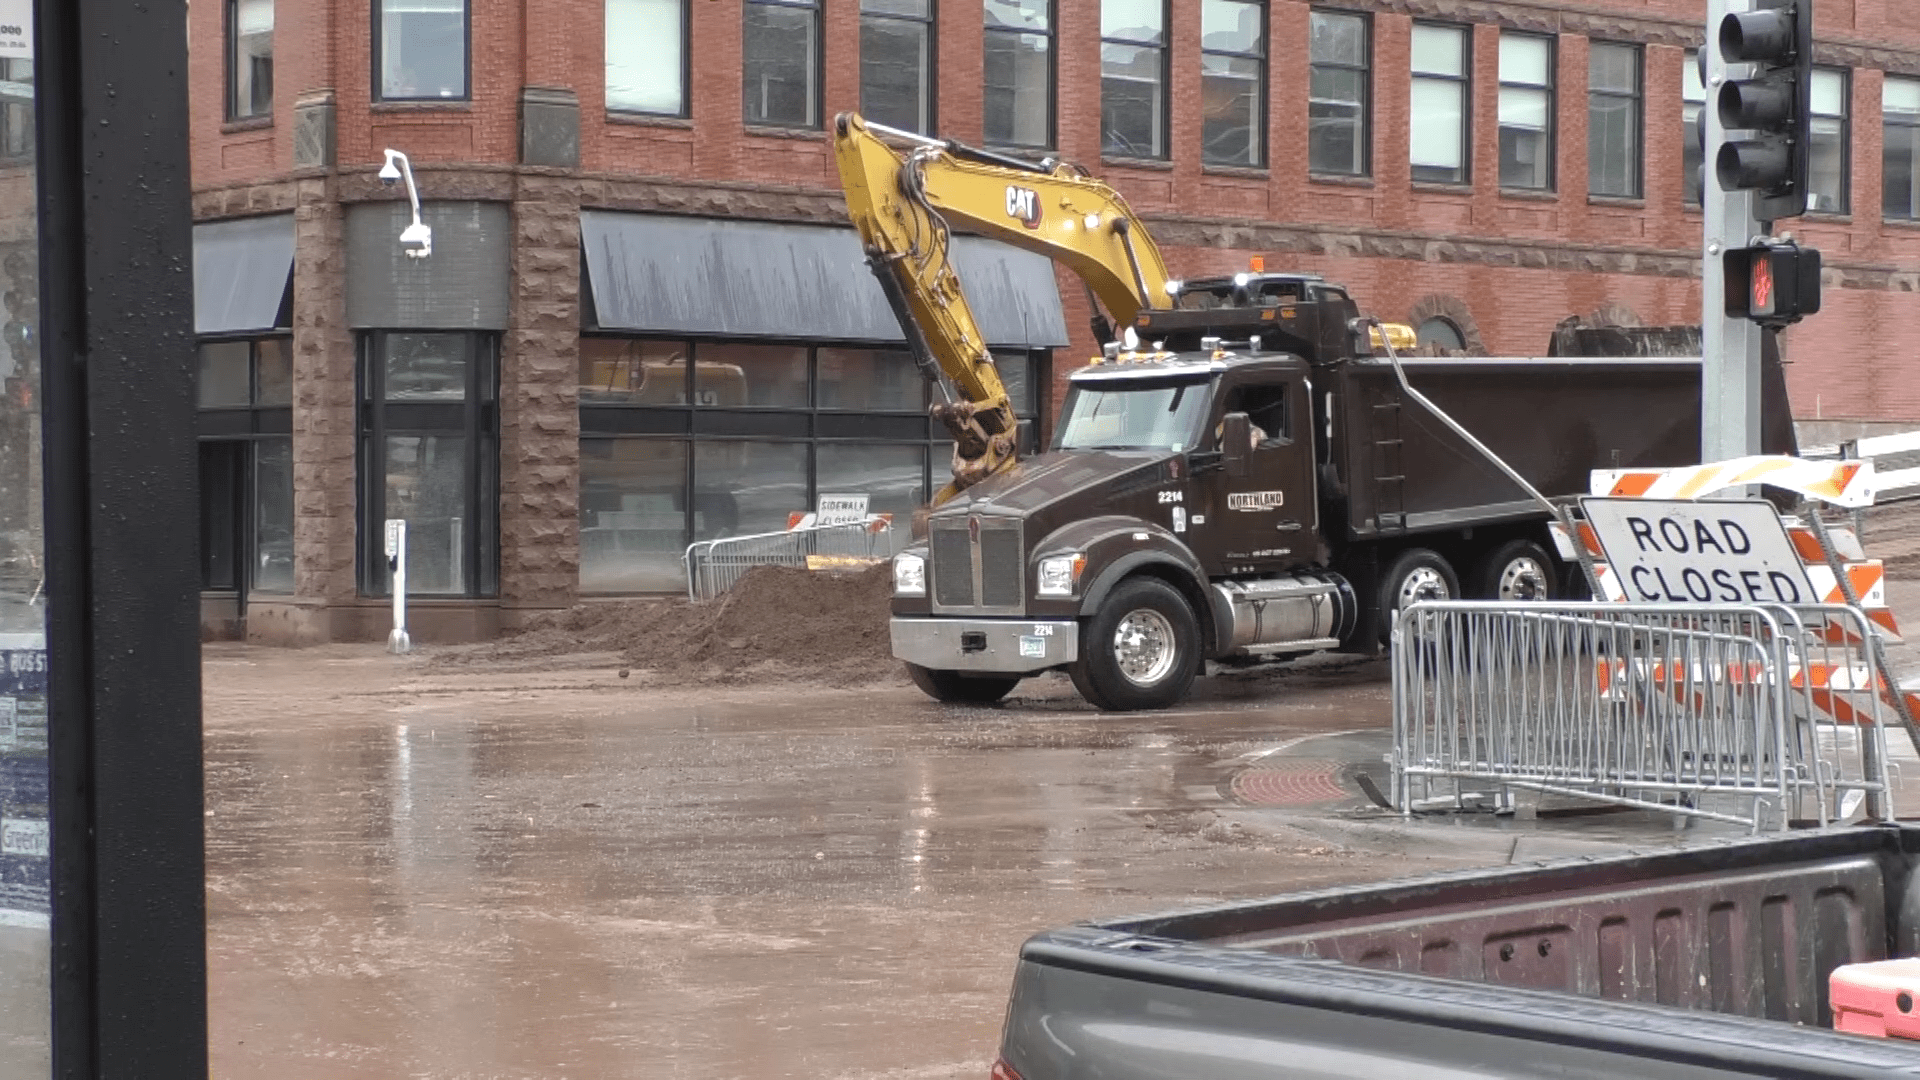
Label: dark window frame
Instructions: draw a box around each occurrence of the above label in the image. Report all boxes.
[371,0,473,104]
[859,0,936,135]
[225,0,273,121]
[194,334,296,599]
[1409,20,1471,185]
[606,0,692,119]
[1498,30,1556,193]
[1587,40,1642,199]
[1885,76,1920,221]
[1809,65,1851,215]
[1199,0,1267,168]
[744,0,825,130]
[983,0,1057,152]
[1306,7,1372,178]
[1100,0,1171,162]
[355,329,500,598]
[1684,48,1705,208]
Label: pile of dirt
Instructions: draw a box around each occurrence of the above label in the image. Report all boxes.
[432,563,902,687]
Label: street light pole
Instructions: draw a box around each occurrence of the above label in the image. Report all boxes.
[1702,0,1767,463]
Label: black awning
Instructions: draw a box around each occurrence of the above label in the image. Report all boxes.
[579,212,1068,347]
[193,214,294,335]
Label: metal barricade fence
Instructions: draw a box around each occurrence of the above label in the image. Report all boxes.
[682,519,893,601]
[1391,602,1895,831]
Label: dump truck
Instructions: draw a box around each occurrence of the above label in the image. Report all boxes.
[832,115,1793,711]
[993,824,1920,1079]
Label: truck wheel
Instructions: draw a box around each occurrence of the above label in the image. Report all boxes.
[904,663,1021,705]
[1069,577,1201,712]
[1471,539,1557,602]
[1378,548,1458,642]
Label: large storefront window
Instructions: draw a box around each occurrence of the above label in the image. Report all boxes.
[195,337,295,605]
[577,337,1043,593]
[358,331,498,597]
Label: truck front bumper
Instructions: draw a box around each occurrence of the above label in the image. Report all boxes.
[890,617,1079,674]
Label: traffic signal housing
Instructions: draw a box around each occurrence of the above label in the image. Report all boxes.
[1716,0,1814,221]
[1724,242,1821,326]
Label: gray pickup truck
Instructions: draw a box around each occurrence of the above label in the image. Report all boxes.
[995,825,1920,1078]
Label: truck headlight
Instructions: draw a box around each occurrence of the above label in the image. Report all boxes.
[1036,553,1087,597]
[893,552,926,597]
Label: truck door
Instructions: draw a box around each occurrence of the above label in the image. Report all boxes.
[1196,373,1319,574]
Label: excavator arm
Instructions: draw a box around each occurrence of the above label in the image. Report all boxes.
[832,112,1175,504]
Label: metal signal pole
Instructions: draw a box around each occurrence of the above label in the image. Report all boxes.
[1702,0,1768,462]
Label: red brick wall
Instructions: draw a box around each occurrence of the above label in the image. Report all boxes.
[190,0,1920,425]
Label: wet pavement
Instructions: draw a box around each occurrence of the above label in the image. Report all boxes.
[201,648,1456,1080]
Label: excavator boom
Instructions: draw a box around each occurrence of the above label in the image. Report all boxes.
[832,112,1174,504]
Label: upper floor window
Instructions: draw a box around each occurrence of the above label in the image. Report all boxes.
[1587,43,1641,199]
[1498,33,1554,191]
[1101,0,1168,159]
[1683,50,1705,206]
[1200,0,1265,167]
[861,0,935,134]
[608,0,687,116]
[1308,10,1369,176]
[376,0,468,101]
[984,0,1053,149]
[1410,23,1469,184]
[745,0,821,127]
[1885,78,1920,221]
[1808,67,1849,214]
[0,59,31,160]
[228,0,273,120]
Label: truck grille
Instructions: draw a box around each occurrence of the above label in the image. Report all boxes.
[928,517,1024,613]
[931,525,974,607]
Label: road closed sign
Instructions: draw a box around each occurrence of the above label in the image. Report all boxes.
[1581,497,1814,605]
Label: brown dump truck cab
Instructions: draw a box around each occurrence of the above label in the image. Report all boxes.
[888,273,1791,711]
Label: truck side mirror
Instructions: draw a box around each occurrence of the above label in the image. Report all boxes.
[1222,412,1252,478]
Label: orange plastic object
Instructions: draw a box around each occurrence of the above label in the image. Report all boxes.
[1831,958,1920,1038]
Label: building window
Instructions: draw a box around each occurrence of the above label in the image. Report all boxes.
[1885,78,1920,221]
[375,0,468,101]
[861,0,934,134]
[1307,10,1369,176]
[195,338,294,595]
[607,0,687,116]
[984,0,1054,150]
[1588,43,1640,198]
[358,332,498,597]
[1498,33,1554,191]
[1809,67,1849,214]
[577,338,1045,593]
[1200,0,1264,167]
[744,0,821,128]
[228,0,273,120]
[0,59,29,159]
[1684,49,1705,207]
[1101,0,1168,159]
[1416,317,1465,351]
[1410,23,1469,184]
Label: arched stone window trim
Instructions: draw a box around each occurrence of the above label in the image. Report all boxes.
[1404,294,1487,354]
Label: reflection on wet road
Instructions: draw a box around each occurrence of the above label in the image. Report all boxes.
[203,650,1412,1080]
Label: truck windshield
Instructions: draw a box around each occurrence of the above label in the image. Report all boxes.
[1053,377,1211,452]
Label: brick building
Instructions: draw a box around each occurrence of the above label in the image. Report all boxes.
[188,0,1920,641]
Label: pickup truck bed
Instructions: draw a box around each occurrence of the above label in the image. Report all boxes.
[1000,826,1920,1079]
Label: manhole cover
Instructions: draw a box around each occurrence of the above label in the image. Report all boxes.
[1231,760,1349,807]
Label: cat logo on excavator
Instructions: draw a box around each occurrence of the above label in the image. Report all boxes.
[1005,185,1042,229]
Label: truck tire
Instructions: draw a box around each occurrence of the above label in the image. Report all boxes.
[1470,539,1557,602]
[1378,548,1458,642]
[904,663,1021,705]
[1069,576,1202,712]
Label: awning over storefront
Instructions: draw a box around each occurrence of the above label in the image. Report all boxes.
[193,214,295,335]
[580,212,1070,347]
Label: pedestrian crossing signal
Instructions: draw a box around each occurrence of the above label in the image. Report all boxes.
[1724,242,1820,326]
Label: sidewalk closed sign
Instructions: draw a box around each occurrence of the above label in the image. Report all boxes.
[815,494,869,527]
[1581,498,1813,604]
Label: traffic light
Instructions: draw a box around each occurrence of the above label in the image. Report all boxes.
[1715,0,1813,221]
[1724,241,1820,326]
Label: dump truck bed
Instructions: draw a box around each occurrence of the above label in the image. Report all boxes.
[999,826,1920,1079]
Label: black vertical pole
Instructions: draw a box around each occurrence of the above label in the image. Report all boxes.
[37,0,206,1074]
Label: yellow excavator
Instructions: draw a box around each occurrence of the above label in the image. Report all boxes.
[832,112,1178,505]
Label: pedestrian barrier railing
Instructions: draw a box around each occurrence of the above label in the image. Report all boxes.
[1391,601,1895,831]
[682,518,893,601]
